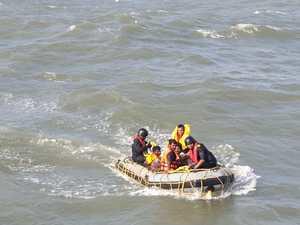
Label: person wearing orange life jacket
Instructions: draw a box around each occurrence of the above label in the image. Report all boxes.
[160,139,180,171]
[171,124,191,152]
[131,128,152,165]
[185,136,217,169]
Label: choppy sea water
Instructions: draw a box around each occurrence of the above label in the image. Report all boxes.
[0,0,299,224]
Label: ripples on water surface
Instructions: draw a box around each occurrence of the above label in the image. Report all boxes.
[0,0,299,225]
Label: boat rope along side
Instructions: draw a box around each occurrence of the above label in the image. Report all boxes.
[115,157,234,194]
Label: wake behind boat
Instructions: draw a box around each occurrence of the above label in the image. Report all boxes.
[115,157,234,196]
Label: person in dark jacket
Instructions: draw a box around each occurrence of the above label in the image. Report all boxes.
[131,128,151,165]
[184,136,217,169]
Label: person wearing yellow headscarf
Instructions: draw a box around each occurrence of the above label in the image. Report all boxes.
[171,124,191,151]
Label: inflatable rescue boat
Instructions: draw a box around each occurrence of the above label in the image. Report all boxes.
[115,157,234,194]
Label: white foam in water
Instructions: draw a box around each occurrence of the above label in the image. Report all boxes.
[24,174,107,199]
[0,92,13,104]
[265,25,282,31]
[93,112,113,134]
[34,136,74,151]
[44,72,60,81]
[254,9,287,15]
[231,24,259,33]
[212,144,240,167]
[32,132,125,164]
[47,5,57,9]
[97,27,114,33]
[273,10,286,15]
[68,25,76,32]
[196,29,225,39]
[113,127,133,146]
[231,165,259,195]
[230,23,281,34]
[265,10,286,15]
[157,10,168,13]
[21,164,55,173]
[6,97,58,114]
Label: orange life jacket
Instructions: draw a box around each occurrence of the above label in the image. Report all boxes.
[188,143,199,164]
[160,145,180,171]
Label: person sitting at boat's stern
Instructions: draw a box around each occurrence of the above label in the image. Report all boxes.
[185,136,217,169]
[132,128,151,165]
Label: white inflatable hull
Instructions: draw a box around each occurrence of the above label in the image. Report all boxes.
[115,158,234,193]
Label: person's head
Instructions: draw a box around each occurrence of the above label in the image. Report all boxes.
[168,139,178,151]
[177,124,185,137]
[137,128,148,139]
[185,136,195,149]
[152,146,161,156]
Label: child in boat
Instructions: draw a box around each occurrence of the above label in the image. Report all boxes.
[145,145,161,171]
[150,146,161,171]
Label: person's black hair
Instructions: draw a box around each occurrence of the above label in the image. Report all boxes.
[152,146,161,152]
[168,139,178,145]
[177,124,184,129]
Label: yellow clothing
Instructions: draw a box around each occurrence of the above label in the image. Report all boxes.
[171,124,191,150]
[145,153,159,165]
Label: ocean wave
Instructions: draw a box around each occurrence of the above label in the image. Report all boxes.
[4,96,58,114]
[196,29,225,39]
[23,172,115,199]
[231,165,259,195]
[46,5,57,9]
[61,89,134,112]
[0,147,55,175]
[254,10,287,15]
[0,95,58,126]
[212,144,240,167]
[118,12,140,25]
[195,23,290,39]
[32,71,72,82]
[67,25,76,32]
[33,136,75,151]
[22,164,137,199]
[177,54,214,65]
[231,23,260,34]
[0,134,130,199]
[32,132,125,161]
[230,23,281,34]
[0,92,13,104]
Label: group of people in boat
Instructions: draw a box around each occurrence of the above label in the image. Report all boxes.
[131,124,217,172]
